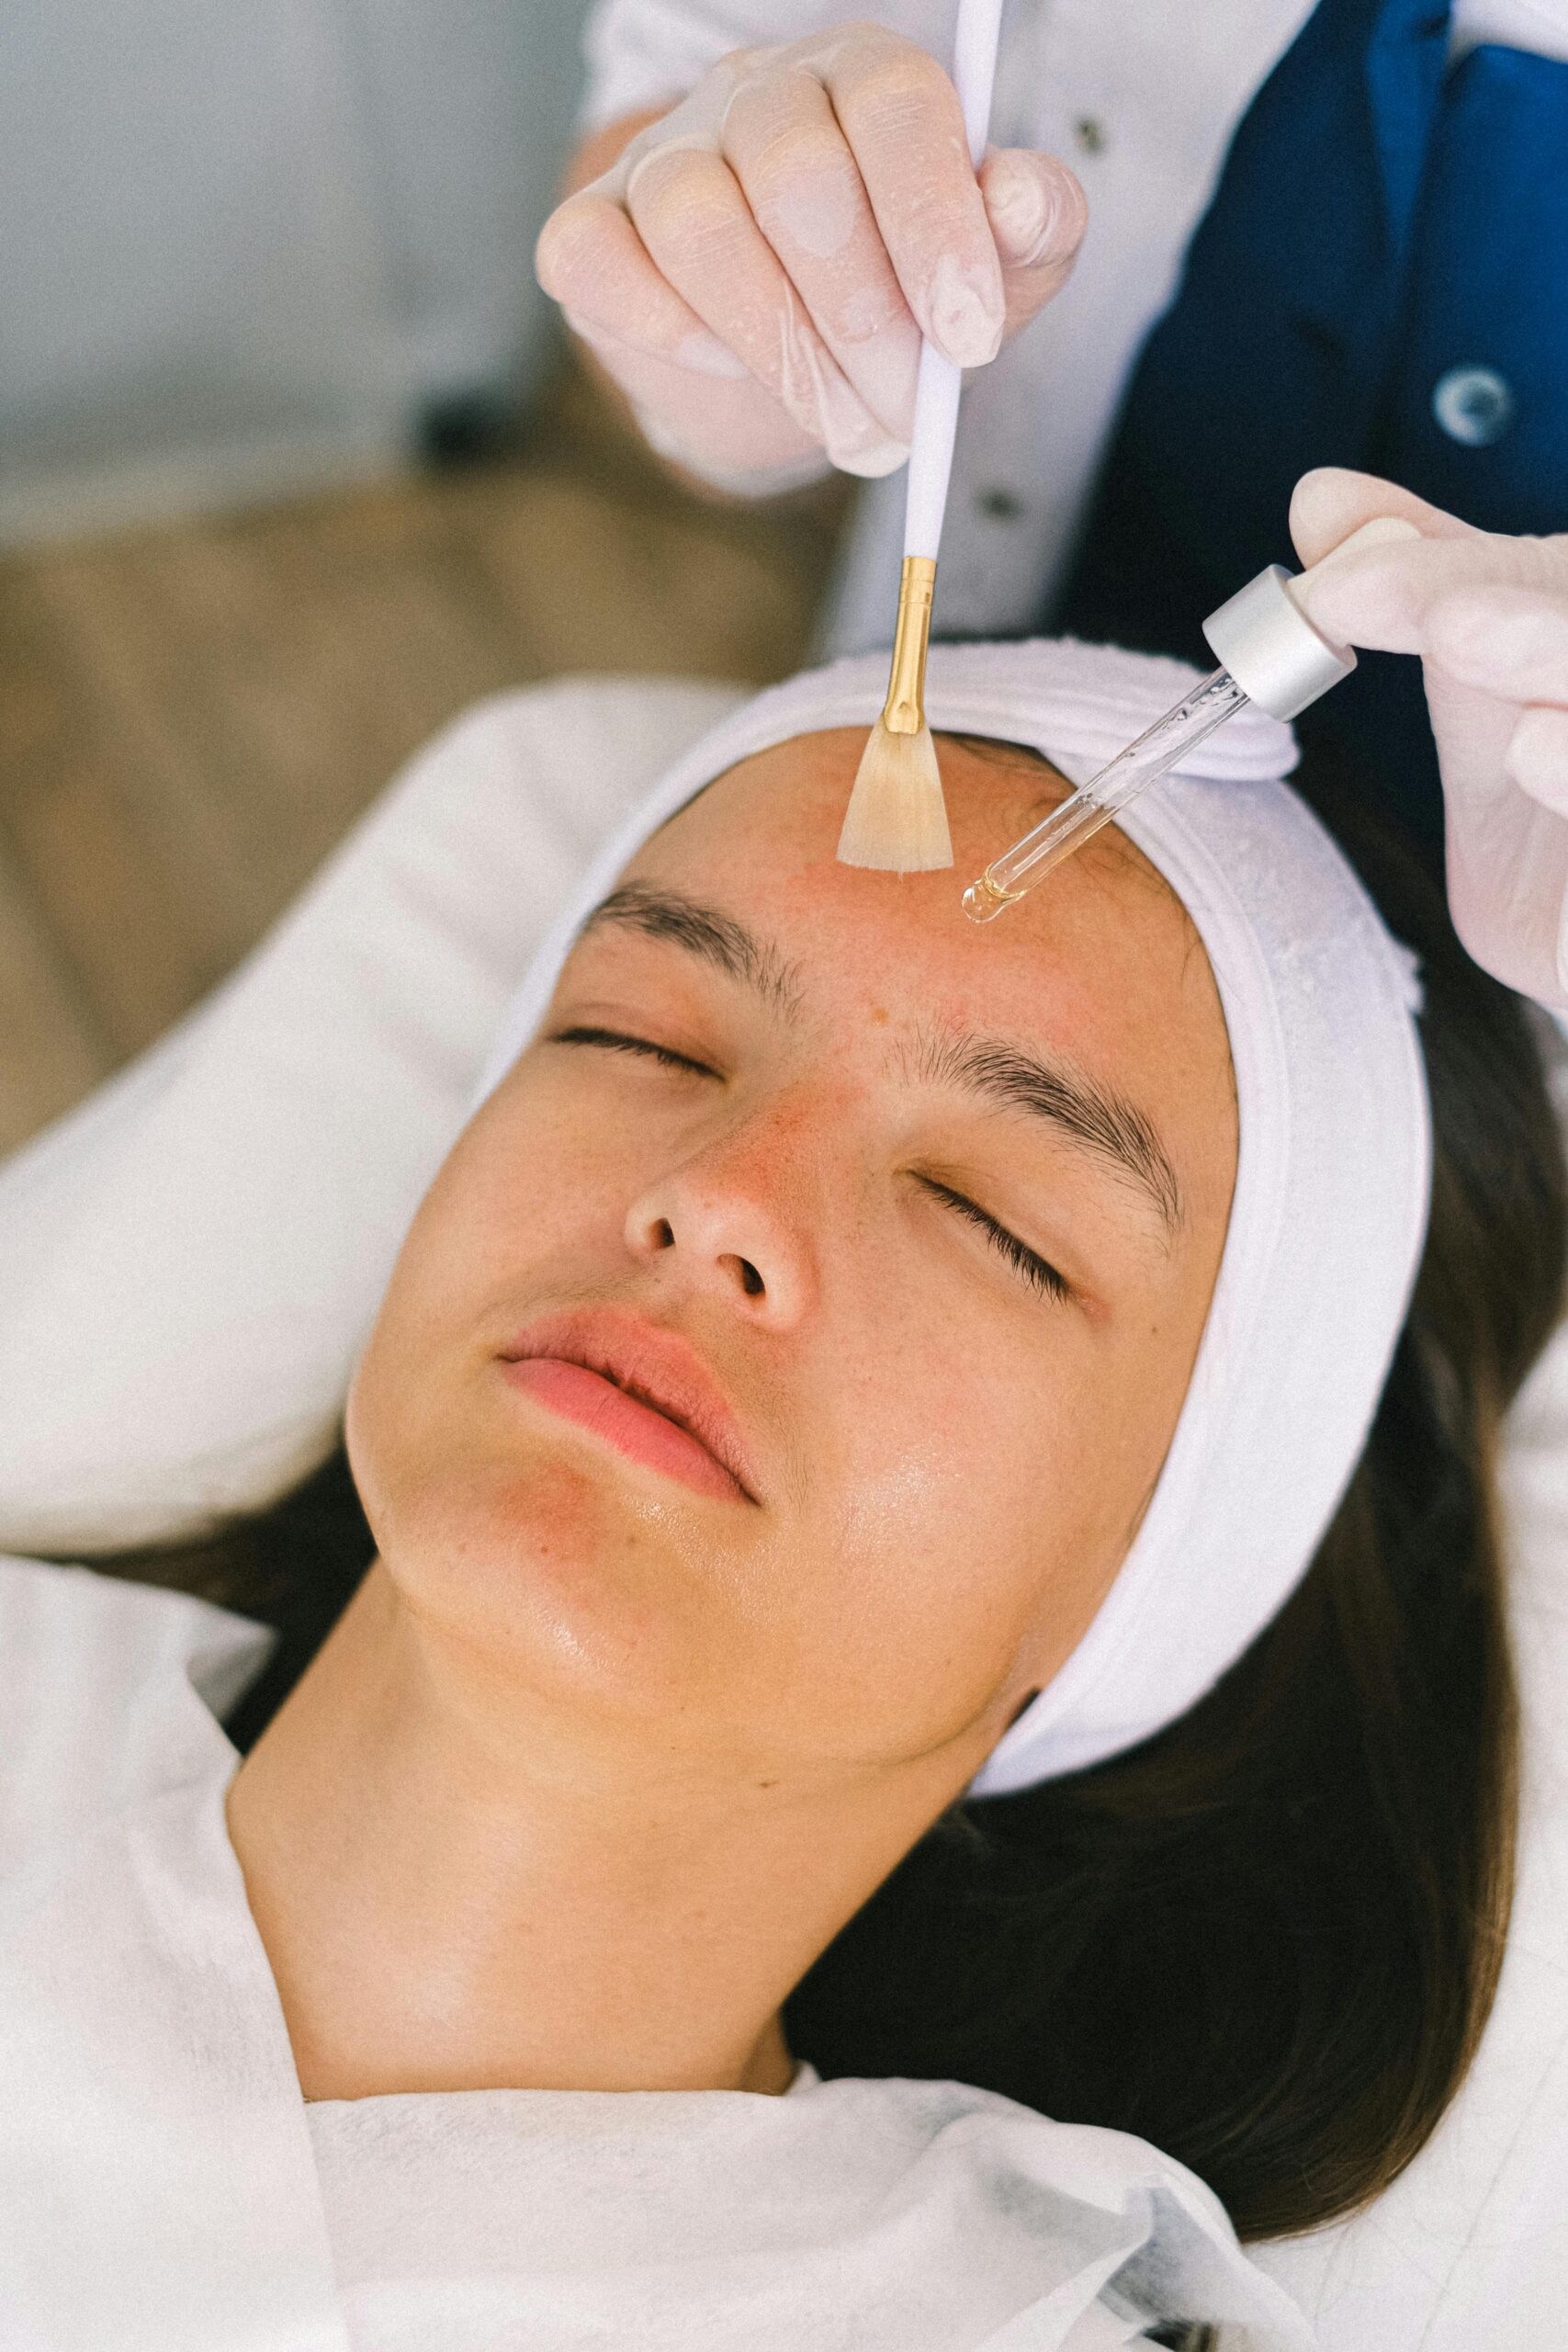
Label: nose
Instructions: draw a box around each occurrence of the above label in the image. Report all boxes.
[624,1113,818,1327]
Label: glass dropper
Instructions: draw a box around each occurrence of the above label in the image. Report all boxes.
[962,667,1248,922]
[960,517,1418,926]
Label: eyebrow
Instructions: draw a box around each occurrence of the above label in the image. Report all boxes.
[577,884,1181,1231]
[909,1027,1184,1234]
[579,884,805,1019]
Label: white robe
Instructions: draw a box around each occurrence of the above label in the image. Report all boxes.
[0,1555,1310,2352]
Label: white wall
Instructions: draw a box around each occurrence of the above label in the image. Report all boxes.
[0,0,592,544]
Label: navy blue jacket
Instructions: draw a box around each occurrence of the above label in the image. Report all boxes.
[1053,0,1568,856]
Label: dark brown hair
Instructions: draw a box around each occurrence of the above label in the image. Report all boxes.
[89,745,1566,2242]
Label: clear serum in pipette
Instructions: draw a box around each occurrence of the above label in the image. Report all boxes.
[962,670,1249,922]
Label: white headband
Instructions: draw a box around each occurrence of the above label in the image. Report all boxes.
[478,640,1431,1793]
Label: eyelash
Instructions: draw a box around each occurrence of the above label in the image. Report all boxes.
[549,1024,717,1078]
[919,1178,1070,1304]
[552,1030,1068,1305]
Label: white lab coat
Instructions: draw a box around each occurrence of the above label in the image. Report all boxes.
[580,0,1568,654]
[0,1555,1312,2351]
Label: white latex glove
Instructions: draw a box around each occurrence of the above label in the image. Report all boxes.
[536,24,1086,492]
[1292,468,1568,1012]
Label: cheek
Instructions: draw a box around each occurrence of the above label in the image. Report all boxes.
[342,1122,743,1706]
[342,1121,550,1556]
[353,1082,643,1418]
[448,1086,641,1267]
[795,1325,1149,1752]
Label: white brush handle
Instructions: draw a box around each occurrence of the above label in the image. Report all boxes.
[902,0,1006,562]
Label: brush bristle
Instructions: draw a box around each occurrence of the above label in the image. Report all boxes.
[836,720,953,872]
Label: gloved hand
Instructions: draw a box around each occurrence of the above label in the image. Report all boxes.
[536,24,1086,492]
[1292,468,1568,1012]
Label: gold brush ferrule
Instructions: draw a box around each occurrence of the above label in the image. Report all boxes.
[880,555,938,736]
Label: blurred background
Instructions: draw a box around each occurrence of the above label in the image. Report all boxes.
[0,0,849,1152]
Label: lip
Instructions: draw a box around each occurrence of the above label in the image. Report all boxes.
[499,1308,757,1505]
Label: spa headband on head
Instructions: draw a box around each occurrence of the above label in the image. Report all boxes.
[477,639,1431,1794]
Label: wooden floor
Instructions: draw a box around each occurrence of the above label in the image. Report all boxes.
[0,361,849,1154]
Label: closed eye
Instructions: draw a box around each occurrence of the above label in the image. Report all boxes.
[548,1024,720,1080]
[919,1177,1070,1303]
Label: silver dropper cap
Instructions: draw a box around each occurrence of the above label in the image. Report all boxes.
[1201,564,1356,722]
[1201,515,1425,723]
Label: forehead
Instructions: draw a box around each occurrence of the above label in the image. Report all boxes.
[606,731,1232,1136]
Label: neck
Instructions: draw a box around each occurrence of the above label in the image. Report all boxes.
[226,1566,957,2102]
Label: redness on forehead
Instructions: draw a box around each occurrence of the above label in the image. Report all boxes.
[625,746,1204,1074]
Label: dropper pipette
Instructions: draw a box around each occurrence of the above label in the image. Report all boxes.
[963,516,1418,924]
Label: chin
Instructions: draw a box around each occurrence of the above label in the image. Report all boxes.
[376,1433,733,1717]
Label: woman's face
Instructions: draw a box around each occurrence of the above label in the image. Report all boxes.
[348,731,1236,1788]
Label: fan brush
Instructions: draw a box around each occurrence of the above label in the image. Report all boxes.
[837,0,1005,873]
